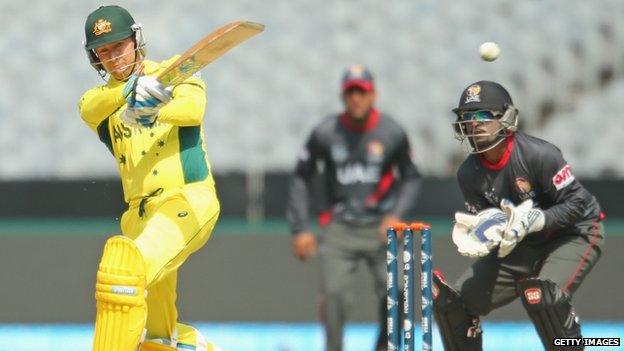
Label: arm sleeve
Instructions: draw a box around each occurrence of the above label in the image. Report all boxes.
[390,131,421,218]
[537,146,589,230]
[286,130,322,235]
[157,76,206,126]
[78,84,126,133]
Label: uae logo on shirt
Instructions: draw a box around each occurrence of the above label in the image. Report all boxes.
[515,177,535,200]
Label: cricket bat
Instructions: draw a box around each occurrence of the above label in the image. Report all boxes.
[157,21,264,86]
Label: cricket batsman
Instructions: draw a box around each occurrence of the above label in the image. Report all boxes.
[78,5,220,351]
[286,65,421,351]
[433,81,604,351]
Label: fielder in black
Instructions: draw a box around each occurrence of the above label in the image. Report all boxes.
[286,65,421,351]
[433,81,604,351]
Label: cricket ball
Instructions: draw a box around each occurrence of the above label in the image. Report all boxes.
[479,42,500,62]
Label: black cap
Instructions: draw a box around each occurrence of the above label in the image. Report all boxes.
[453,80,513,113]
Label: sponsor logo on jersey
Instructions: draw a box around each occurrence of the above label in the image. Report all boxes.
[464,84,481,104]
[367,140,384,162]
[93,19,112,36]
[336,163,380,184]
[524,287,542,304]
[552,165,575,190]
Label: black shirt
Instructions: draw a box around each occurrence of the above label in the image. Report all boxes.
[457,132,600,239]
[287,110,421,234]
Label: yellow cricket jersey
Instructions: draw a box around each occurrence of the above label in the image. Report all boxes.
[78,56,214,204]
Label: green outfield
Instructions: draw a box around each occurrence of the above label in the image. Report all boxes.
[1,216,622,323]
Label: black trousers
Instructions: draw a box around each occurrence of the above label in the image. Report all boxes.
[455,220,604,317]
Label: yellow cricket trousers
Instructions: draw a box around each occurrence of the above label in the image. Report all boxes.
[120,181,220,344]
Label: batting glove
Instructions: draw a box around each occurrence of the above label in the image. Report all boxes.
[121,107,158,128]
[124,75,172,111]
[132,75,172,106]
[498,199,545,258]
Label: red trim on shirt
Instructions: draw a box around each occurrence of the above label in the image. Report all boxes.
[340,108,380,132]
[562,221,601,293]
[366,169,395,207]
[480,134,515,171]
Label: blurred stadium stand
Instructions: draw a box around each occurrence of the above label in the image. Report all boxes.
[0,0,623,179]
[539,80,624,177]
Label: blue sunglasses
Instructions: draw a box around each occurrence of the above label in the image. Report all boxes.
[459,110,502,121]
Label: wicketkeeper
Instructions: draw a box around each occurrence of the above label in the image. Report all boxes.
[433,81,604,351]
[79,5,221,351]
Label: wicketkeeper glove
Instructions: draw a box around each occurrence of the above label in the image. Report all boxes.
[498,199,545,258]
[452,208,506,258]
